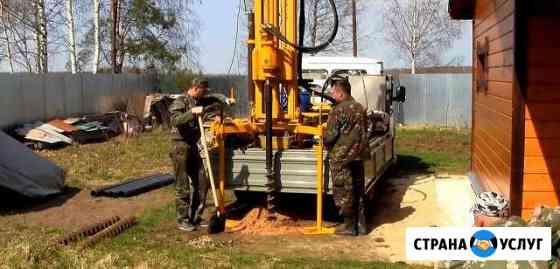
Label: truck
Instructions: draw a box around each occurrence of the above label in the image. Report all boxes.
[214,56,405,198]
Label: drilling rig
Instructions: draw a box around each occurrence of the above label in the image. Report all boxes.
[206,0,406,234]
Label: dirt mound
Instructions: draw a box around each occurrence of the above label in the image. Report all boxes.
[226,208,303,236]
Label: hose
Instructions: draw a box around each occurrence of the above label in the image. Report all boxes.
[263,0,338,54]
[297,0,305,81]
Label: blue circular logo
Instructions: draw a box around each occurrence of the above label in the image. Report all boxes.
[470,230,498,258]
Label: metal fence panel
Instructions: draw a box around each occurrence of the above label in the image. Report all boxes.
[0,72,153,129]
[0,74,21,125]
[396,74,472,128]
[64,74,83,116]
[45,73,66,119]
[20,73,46,123]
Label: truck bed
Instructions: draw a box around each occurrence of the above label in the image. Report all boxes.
[212,133,395,195]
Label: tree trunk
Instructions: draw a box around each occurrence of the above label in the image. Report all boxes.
[35,0,47,73]
[111,0,121,73]
[0,1,14,72]
[93,0,100,73]
[411,58,416,74]
[351,0,357,57]
[65,0,77,73]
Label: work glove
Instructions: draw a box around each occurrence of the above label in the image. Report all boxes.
[225,98,236,105]
[191,106,203,115]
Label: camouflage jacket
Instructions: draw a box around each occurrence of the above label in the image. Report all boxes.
[324,97,368,166]
[170,92,231,144]
[444,207,560,269]
[169,94,201,144]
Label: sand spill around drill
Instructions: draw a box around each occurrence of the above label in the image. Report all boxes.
[226,207,304,236]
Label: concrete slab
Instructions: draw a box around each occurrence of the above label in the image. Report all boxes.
[367,174,474,264]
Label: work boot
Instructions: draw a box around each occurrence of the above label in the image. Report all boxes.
[177,220,196,232]
[335,217,358,236]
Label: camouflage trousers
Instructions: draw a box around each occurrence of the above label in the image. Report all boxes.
[170,140,209,224]
[330,160,365,218]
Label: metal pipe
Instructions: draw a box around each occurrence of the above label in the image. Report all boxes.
[264,79,276,212]
[247,12,255,106]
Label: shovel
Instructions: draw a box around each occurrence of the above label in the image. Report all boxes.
[197,115,226,234]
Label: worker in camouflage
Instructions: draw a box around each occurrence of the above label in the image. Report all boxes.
[169,77,232,232]
[442,192,559,269]
[324,77,368,236]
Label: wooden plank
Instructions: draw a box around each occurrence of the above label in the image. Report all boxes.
[474,127,512,166]
[526,84,560,101]
[525,138,560,157]
[525,120,560,138]
[522,191,560,209]
[523,174,558,192]
[488,66,514,82]
[474,0,511,25]
[474,106,512,146]
[527,17,560,48]
[488,50,514,68]
[528,67,560,84]
[486,81,512,100]
[475,0,514,36]
[524,157,560,174]
[473,142,511,187]
[473,154,509,195]
[474,114,511,149]
[527,48,560,66]
[525,103,560,120]
[475,93,512,116]
[475,13,514,40]
[489,32,514,54]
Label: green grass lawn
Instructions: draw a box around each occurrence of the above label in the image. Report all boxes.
[395,127,471,174]
[2,128,438,269]
[0,203,420,269]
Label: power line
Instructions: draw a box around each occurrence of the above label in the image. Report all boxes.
[227,0,242,75]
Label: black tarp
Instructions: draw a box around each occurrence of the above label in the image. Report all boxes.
[0,131,65,198]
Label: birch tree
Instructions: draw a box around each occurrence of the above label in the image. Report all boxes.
[383,0,462,74]
[35,0,48,73]
[0,0,15,72]
[92,0,100,73]
[65,0,77,73]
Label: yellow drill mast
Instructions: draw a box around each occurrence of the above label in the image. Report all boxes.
[211,0,336,234]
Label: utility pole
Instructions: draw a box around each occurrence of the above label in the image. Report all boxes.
[352,0,357,57]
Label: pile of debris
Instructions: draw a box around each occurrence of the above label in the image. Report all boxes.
[226,208,304,236]
[12,112,143,150]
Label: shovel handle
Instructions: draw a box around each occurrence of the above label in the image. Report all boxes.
[198,116,221,216]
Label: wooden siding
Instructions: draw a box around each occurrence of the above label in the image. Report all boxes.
[471,0,515,200]
[522,15,560,213]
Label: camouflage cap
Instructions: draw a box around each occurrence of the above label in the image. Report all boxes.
[192,77,209,87]
[471,192,510,218]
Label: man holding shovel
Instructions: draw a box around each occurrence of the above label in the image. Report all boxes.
[169,77,233,232]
